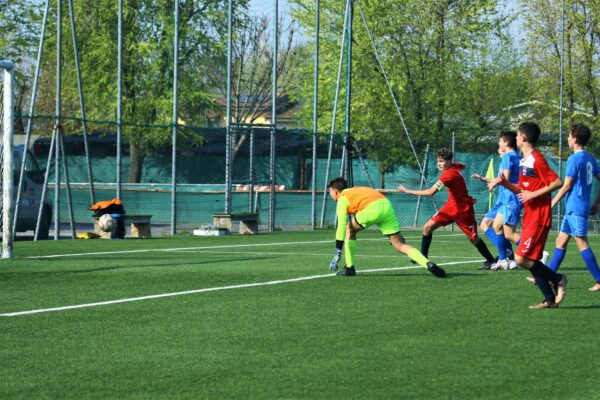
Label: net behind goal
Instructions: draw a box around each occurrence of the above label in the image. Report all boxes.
[1,61,14,259]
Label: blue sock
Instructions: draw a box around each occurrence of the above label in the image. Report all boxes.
[548,247,566,272]
[505,240,514,260]
[581,248,600,282]
[484,228,497,245]
[495,233,507,259]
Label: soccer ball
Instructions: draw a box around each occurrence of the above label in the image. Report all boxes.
[98,214,116,233]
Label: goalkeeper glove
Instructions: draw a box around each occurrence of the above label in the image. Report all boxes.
[330,249,342,271]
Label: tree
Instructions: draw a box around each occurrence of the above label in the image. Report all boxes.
[207,13,304,158]
[8,0,250,182]
[520,0,600,154]
[291,0,524,168]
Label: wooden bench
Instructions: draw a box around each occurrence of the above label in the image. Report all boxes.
[212,213,259,234]
[126,215,153,238]
[93,214,153,238]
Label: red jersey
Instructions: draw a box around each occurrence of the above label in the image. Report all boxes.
[436,162,476,212]
[518,149,558,227]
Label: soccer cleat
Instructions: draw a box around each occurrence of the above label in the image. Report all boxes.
[507,260,518,270]
[588,283,600,292]
[540,250,550,265]
[491,259,508,271]
[479,260,494,270]
[526,276,537,285]
[336,266,356,276]
[528,300,558,309]
[555,274,568,304]
[426,262,446,278]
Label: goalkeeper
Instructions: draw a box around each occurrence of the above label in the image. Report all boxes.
[327,177,445,278]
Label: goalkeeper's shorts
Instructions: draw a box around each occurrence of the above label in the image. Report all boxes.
[354,198,401,236]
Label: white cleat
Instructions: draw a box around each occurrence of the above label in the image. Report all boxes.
[507,259,518,270]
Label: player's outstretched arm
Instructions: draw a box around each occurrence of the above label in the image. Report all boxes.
[398,183,439,197]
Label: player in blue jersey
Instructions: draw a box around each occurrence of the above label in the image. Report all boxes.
[472,131,522,270]
[545,123,600,291]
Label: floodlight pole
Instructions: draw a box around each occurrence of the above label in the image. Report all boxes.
[311,0,320,229]
[320,0,351,227]
[557,0,565,229]
[53,0,62,240]
[225,0,233,215]
[341,0,353,185]
[116,0,123,200]
[13,0,50,238]
[171,0,179,235]
[269,0,278,232]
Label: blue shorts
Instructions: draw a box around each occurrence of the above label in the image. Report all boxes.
[484,202,521,226]
[560,214,589,237]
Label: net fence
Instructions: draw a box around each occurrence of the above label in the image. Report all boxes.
[12,114,599,240]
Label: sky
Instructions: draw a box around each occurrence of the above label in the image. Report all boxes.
[249,0,525,42]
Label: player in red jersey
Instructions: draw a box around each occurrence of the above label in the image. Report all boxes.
[398,148,496,269]
[491,122,568,309]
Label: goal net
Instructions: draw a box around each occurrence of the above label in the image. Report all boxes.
[1,61,14,258]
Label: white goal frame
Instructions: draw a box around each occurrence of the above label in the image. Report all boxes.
[1,61,14,259]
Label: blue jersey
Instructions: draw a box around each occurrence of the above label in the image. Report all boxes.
[565,150,600,217]
[497,150,521,205]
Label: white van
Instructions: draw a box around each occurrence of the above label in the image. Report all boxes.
[11,145,52,239]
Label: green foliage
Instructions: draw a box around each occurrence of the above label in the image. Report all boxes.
[291,0,531,166]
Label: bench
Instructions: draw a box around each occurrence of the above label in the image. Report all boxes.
[93,214,153,238]
[212,213,259,235]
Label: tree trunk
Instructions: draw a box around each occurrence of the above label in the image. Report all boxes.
[128,141,145,183]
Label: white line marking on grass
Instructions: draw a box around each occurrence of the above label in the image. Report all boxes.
[0,260,480,317]
[26,233,466,259]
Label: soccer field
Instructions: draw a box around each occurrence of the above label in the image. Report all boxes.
[1,231,600,399]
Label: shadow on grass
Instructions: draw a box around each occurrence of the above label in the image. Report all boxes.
[2,256,279,274]
[357,272,483,278]
[560,304,600,310]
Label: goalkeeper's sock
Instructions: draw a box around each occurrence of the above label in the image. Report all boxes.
[344,240,357,267]
[407,248,429,268]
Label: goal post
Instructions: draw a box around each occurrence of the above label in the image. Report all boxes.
[1,61,14,259]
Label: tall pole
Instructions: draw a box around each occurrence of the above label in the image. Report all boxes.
[343,0,353,183]
[269,0,278,232]
[13,0,50,237]
[557,0,566,228]
[311,0,320,230]
[116,0,123,199]
[320,0,350,226]
[54,0,62,240]
[225,0,233,214]
[67,0,95,205]
[171,0,179,235]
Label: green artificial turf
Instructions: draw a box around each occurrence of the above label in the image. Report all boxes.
[1,230,599,399]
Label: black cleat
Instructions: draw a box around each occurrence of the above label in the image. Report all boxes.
[426,262,446,278]
[478,257,497,270]
[336,266,357,276]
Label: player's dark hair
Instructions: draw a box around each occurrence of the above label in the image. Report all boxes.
[499,130,517,149]
[569,123,591,146]
[327,177,348,191]
[517,122,541,146]
[435,148,453,161]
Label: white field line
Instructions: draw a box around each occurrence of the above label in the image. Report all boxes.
[0,260,480,317]
[172,249,484,260]
[25,233,467,260]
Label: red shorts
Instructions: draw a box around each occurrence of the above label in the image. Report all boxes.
[431,204,477,240]
[517,224,550,261]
